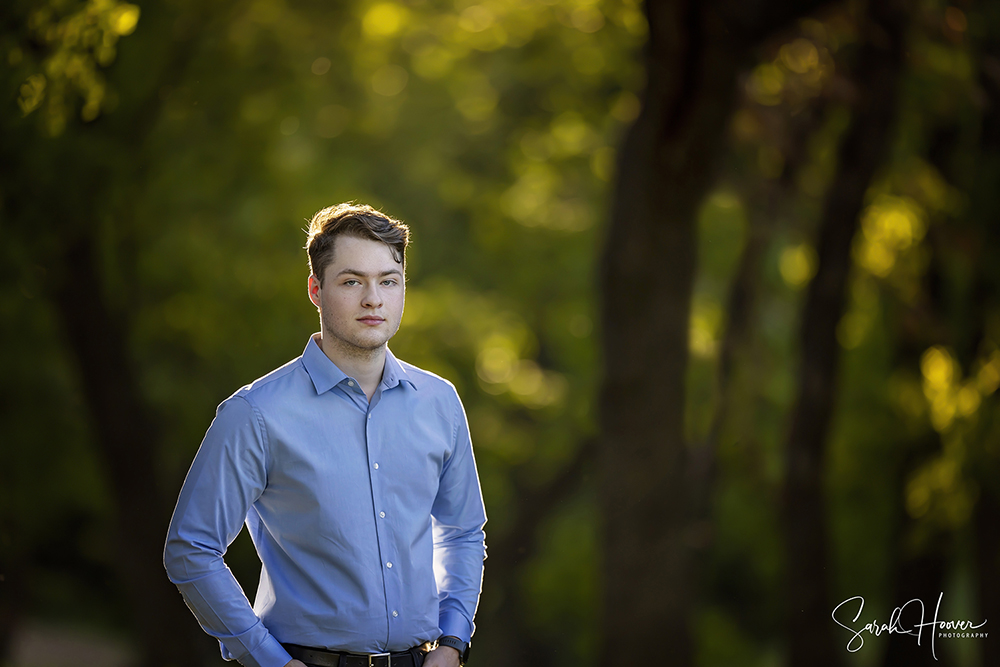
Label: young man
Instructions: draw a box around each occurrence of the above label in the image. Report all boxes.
[164,203,486,667]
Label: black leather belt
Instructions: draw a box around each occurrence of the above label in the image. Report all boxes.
[283,643,428,667]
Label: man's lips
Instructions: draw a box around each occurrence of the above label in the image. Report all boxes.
[357,316,385,325]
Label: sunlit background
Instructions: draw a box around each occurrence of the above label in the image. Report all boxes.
[2,0,999,666]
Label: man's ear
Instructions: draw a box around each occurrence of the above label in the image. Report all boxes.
[308,274,322,309]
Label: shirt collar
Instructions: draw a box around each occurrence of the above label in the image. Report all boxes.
[302,335,348,395]
[302,334,416,395]
[381,347,416,391]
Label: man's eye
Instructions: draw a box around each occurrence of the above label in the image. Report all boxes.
[382,279,397,286]
[344,279,359,286]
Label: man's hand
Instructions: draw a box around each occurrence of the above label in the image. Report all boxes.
[423,645,461,667]
[284,660,308,667]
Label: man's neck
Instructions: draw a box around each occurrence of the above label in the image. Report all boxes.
[315,333,386,402]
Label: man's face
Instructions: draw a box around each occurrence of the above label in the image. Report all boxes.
[308,235,405,356]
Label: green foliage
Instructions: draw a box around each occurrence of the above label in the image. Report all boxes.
[3,0,1000,665]
[15,0,140,134]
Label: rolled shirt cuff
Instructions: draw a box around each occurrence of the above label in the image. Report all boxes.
[220,631,291,667]
[438,610,474,644]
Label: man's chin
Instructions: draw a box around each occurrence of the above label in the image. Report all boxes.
[341,337,386,351]
[347,334,392,353]
[319,332,387,356]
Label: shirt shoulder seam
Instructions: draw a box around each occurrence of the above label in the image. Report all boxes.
[239,357,305,396]
[231,394,271,469]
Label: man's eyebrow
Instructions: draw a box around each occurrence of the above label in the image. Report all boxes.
[335,268,403,278]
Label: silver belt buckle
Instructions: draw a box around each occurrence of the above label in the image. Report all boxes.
[368,652,391,667]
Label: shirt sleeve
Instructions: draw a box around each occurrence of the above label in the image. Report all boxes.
[163,395,292,667]
[431,389,488,643]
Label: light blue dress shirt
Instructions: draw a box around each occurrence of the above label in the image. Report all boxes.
[164,336,487,667]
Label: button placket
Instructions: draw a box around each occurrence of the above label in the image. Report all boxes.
[366,406,396,635]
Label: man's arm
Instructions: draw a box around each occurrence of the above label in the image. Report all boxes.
[164,396,293,667]
[423,646,461,667]
[431,390,488,646]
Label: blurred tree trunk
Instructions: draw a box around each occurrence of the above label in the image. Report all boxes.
[0,550,27,662]
[780,3,908,666]
[49,234,206,667]
[970,38,1000,667]
[598,1,825,664]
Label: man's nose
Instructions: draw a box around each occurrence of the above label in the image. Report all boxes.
[361,283,383,308]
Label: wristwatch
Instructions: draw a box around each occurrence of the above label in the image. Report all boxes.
[436,636,471,665]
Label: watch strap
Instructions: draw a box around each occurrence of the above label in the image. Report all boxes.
[436,636,471,665]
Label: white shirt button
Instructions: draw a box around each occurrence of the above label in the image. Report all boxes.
[347,380,354,387]
[374,463,379,470]
[392,610,398,617]
[386,562,392,568]
[379,511,386,518]
[368,414,372,419]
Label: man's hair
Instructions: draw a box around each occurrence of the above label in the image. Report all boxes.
[306,202,410,283]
